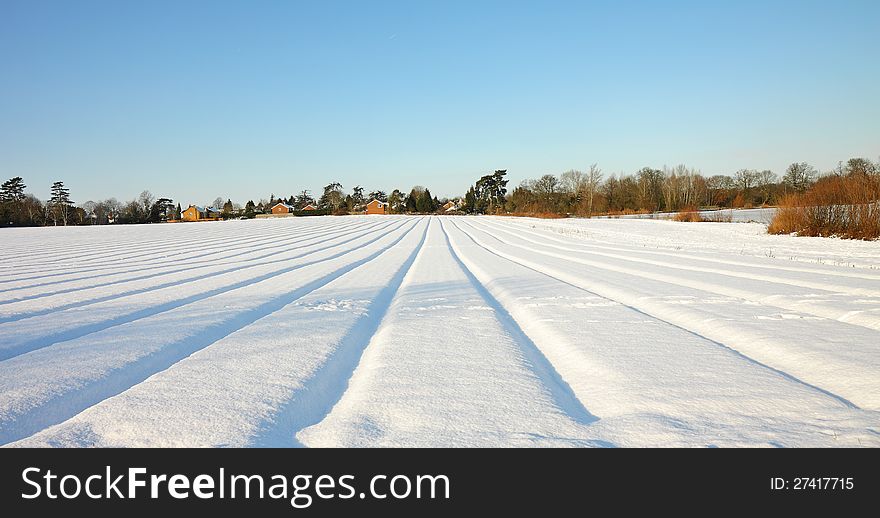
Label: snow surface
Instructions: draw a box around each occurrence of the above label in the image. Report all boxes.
[1,215,879,447]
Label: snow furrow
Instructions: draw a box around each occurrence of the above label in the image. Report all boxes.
[8,217,426,446]
[0,218,397,319]
[0,219,421,445]
[299,219,610,447]
[2,215,878,447]
[0,218,356,284]
[493,216,880,282]
[483,217,880,286]
[438,220,597,425]
[0,218,410,361]
[0,222,256,273]
[0,219,379,300]
[445,219,880,446]
[471,219,880,330]
[455,219,880,410]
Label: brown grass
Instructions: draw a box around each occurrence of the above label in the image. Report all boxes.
[731,193,746,209]
[506,212,567,219]
[702,210,734,222]
[768,175,880,239]
[673,206,704,222]
[604,208,650,217]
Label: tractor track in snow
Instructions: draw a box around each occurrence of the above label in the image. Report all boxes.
[2,215,878,447]
[0,218,422,445]
[0,218,374,288]
[493,217,880,282]
[0,218,411,361]
[453,219,872,410]
[0,219,398,319]
[471,219,880,330]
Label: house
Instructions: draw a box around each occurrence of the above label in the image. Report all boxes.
[271,202,295,215]
[365,199,388,215]
[181,205,221,222]
[442,200,457,212]
[301,204,318,211]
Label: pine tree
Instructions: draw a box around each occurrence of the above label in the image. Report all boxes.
[149,198,174,223]
[416,189,435,213]
[0,177,26,203]
[1,177,27,226]
[294,190,315,209]
[318,183,344,211]
[49,181,73,226]
[464,186,477,214]
[244,200,256,218]
[473,170,508,213]
[387,189,403,213]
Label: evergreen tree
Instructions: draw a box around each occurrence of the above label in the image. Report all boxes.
[244,200,256,218]
[49,181,73,226]
[222,198,234,219]
[0,177,26,203]
[405,192,418,213]
[294,190,315,209]
[416,189,435,213]
[387,189,403,213]
[351,185,365,206]
[1,177,27,226]
[149,198,174,222]
[463,186,477,214]
[473,170,508,213]
[318,183,344,211]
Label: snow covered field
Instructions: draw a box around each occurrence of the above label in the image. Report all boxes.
[1,215,879,447]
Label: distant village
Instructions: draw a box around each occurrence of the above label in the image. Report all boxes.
[175,186,465,223]
[0,171,507,227]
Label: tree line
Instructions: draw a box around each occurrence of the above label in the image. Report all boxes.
[0,178,455,227]
[2,157,876,226]
[495,158,878,217]
[0,179,184,226]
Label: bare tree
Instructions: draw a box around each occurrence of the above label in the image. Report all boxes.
[844,157,877,176]
[81,201,97,224]
[560,169,585,209]
[586,164,603,217]
[734,169,759,194]
[601,174,620,211]
[782,163,816,193]
[757,169,777,205]
[139,190,155,215]
[636,167,663,212]
[532,174,560,212]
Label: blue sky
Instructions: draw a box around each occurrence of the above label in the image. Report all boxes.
[1,0,878,205]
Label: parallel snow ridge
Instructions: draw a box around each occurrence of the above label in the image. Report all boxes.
[3,215,880,448]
